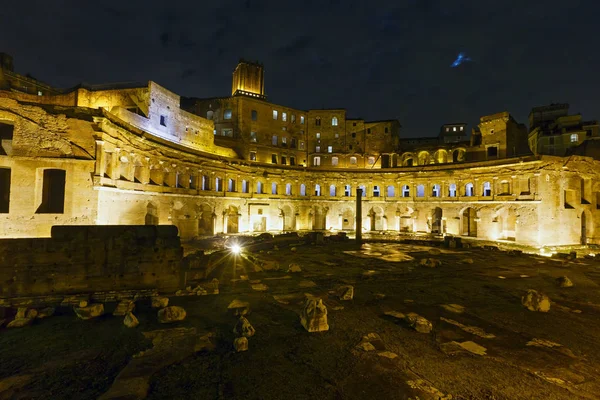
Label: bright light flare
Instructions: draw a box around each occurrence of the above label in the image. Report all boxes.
[230,244,242,254]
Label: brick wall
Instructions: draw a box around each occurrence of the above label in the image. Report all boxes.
[0,225,183,299]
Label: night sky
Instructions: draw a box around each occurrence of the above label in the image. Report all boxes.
[1,0,599,138]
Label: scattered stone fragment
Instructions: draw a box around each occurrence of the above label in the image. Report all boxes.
[261,261,280,271]
[251,283,269,292]
[520,275,530,278]
[336,285,354,301]
[228,299,250,316]
[290,247,297,252]
[377,351,398,359]
[356,341,376,351]
[78,300,88,308]
[407,379,452,399]
[233,316,256,338]
[362,270,378,279]
[234,337,248,352]
[7,309,37,328]
[300,297,329,332]
[522,290,551,312]
[428,248,441,255]
[113,300,135,316]
[440,304,465,314]
[498,276,506,279]
[151,297,169,309]
[158,306,187,323]
[527,338,562,348]
[405,312,433,333]
[249,279,261,284]
[239,275,249,280]
[419,258,442,268]
[572,309,582,314]
[404,299,414,304]
[287,263,302,273]
[298,280,317,288]
[124,312,139,328]
[385,311,432,333]
[440,317,495,339]
[74,303,104,320]
[175,290,184,296]
[557,276,574,288]
[36,307,55,319]
[462,258,474,264]
[458,341,487,355]
[374,293,386,300]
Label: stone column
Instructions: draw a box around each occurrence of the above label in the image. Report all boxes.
[356,188,363,243]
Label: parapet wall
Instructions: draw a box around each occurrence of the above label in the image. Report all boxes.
[0,225,183,300]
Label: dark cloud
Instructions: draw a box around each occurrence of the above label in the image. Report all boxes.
[1,0,600,136]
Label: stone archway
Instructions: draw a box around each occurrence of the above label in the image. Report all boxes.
[197,203,214,236]
[431,207,443,234]
[281,205,294,231]
[145,202,159,225]
[226,205,240,234]
[313,206,326,230]
[462,207,477,237]
[369,206,385,231]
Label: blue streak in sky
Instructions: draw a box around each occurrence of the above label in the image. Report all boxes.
[451,52,472,67]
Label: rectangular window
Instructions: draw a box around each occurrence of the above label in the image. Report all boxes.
[315,146,321,153]
[36,169,66,214]
[350,157,357,165]
[313,156,321,166]
[327,146,333,153]
[272,135,278,146]
[251,110,257,121]
[282,112,287,122]
[316,133,321,139]
[224,109,232,120]
[282,156,287,165]
[571,133,579,143]
[228,178,236,192]
[0,168,10,213]
[282,137,287,146]
[367,128,371,134]
[291,138,297,148]
[272,154,277,164]
[215,177,222,192]
[273,110,278,120]
[290,157,296,166]
[332,156,338,166]
[487,146,498,158]
[160,115,167,127]
[272,182,278,194]
[335,133,339,138]
[250,151,257,161]
[385,127,389,133]
[291,114,296,123]
[344,185,351,196]
[368,157,375,165]
[250,131,257,142]
[300,116,305,124]
[0,122,14,155]
[373,185,380,197]
[222,128,233,137]
[299,141,305,150]
[242,180,249,193]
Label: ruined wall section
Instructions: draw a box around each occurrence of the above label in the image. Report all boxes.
[0,225,182,299]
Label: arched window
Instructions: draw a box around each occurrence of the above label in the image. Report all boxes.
[387,185,395,197]
[500,180,510,195]
[332,116,338,126]
[483,181,491,196]
[448,183,457,197]
[417,184,425,197]
[257,181,263,194]
[300,184,306,196]
[465,183,474,197]
[315,184,321,196]
[315,117,321,126]
[432,184,440,197]
[286,183,292,196]
[272,182,278,195]
[402,184,410,197]
[242,180,249,193]
[206,110,213,120]
[329,184,336,197]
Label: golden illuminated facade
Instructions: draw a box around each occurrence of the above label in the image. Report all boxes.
[0,55,599,248]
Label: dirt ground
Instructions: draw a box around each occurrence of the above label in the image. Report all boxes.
[2,240,600,400]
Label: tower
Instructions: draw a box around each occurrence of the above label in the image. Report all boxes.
[231,59,266,99]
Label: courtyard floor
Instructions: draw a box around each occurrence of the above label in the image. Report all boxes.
[2,240,600,399]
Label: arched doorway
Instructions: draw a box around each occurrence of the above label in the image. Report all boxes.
[313,206,326,230]
[282,205,294,231]
[173,201,197,239]
[462,207,477,237]
[431,207,443,234]
[369,207,384,231]
[341,208,354,230]
[226,205,240,233]
[145,202,159,225]
[197,203,214,236]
